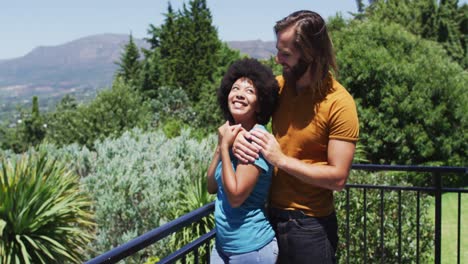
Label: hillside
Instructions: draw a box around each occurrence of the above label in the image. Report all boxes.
[0,34,275,120]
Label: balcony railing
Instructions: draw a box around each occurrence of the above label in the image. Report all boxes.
[86,164,467,264]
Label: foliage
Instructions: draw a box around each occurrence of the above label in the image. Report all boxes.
[150,86,195,138]
[142,0,241,137]
[0,123,21,153]
[45,78,152,149]
[335,170,434,263]
[82,128,216,263]
[364,0,467,68]
[138,48,162,99]
[153,0,221,103]
[333,20,467,170]
[192,43,242,134]
[0,152,94,263]
[7,96,46,153]
[166,164,215,263]
[116,34,142,86]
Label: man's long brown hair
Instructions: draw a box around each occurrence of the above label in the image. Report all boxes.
[275,10,338,84]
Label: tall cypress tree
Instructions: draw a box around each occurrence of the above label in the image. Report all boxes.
[155,0,222,102]
[17,96,46,151]
[458,4,467,68]
[182,0,221,102]
[139,48,162,99]
[438,0,464,64]
[364,0,465,67]
[116,34,141,85]
[420,0,438,40]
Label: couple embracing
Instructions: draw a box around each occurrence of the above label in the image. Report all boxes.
[207,10,359,264]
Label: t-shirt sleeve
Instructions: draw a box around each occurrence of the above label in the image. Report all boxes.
[328,92,359,142]
[253,154,269,173]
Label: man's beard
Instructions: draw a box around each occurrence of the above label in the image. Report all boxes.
[283,58,309,85]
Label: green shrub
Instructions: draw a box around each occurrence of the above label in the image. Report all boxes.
[0,152,94,263]
[336,170,433,263]
[165,167,215,263]
[45,78,152,149]
[333,20,467,169]
[82,128,216,262]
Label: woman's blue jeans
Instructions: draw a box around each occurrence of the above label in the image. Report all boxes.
[210,237,278,264]
[269,208,338,264]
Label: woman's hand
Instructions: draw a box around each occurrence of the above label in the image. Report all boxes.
[218,121,243,149]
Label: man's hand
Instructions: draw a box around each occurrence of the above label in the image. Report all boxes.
[232,130,259,163]
[218,121,243,149]
[250,129,285,167]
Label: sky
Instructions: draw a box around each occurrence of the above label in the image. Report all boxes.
[0,0,359,60]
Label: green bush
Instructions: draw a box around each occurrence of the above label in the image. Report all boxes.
[0,152,94,263]
[166,168,215,263]
[45,78,152,149]
[333,20,467,169]
[262,15,465,162]
[336,170,433,263]
[82,128,216,262]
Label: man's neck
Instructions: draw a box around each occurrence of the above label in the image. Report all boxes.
[295,69,313,93]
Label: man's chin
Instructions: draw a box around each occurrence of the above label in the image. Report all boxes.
[283,72,296,85]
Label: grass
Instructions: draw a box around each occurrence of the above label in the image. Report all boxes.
[428,192,468,264]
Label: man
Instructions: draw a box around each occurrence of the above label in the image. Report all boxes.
[233,10,359,263]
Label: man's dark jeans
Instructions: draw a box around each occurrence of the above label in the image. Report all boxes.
[269,208,338,264]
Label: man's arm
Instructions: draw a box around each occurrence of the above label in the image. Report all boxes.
[250,130,355,191]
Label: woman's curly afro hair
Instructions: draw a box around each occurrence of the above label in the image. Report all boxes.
[217,58,279,125]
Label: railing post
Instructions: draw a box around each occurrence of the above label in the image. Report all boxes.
[434,172,442,264]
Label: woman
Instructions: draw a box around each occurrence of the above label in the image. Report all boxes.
[207,58,279,264]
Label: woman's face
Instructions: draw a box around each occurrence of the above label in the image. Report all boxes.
[228,77,259,124]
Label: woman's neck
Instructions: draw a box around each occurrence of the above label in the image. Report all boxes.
[236,119,256,131]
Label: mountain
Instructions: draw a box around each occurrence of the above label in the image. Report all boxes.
[0,34,275,119]
[228,40,275,59]
[0,34,149,98]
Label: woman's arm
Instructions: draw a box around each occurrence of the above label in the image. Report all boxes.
[206,145,220,194]
[218,122,262,207]
[220,143,261,207]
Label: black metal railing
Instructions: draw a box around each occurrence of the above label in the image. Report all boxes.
[86,164,467,264]
[85,202,215,264]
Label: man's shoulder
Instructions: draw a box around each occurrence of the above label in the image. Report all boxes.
[327,78,355,103]
[275,75,285,93]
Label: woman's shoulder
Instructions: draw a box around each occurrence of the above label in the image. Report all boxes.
[251,124,267,132]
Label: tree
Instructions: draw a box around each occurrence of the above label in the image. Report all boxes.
[116,33,141,86]
[420,0,438,40]
[151,0,222,103]
[149,3,181,90]
[332,20,467,167]
[11,96,46,152]
[192,43,241,136]
[45,95,83,147]
[437,0,464,64]
[139,49,162,99]
[142,0,241,136]
[45,79,152,149]
[363,0,466,68]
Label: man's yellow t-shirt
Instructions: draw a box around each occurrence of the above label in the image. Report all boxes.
[271,74,359,217]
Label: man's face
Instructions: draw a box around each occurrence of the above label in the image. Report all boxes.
[275,26,309,84]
